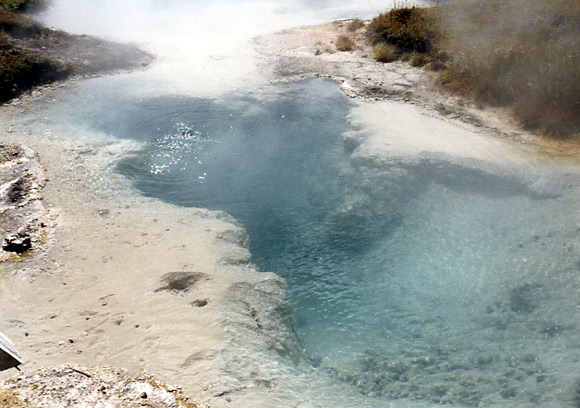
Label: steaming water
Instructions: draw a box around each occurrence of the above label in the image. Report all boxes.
[36,0,398,96]
[15,0,580,406]
[20,74,580,407]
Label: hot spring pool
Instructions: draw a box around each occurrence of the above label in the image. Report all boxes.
[22,77,580,407]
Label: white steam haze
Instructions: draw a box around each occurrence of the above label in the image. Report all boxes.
[36,0,393,96]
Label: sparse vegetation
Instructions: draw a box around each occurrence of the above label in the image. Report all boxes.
[409,52,427,67]
[0,50,69,101]
[335,35,354,51]
[373,43,397,62]
[0,0,150,104]
[0,1,70,102]
[0,0,26,12]
[347,18,365,32]
[437,0,580,137]
[0,0,44,12]
[367,7,438,54]
[367,0,580,138]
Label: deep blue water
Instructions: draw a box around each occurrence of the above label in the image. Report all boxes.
[30,77,580,407]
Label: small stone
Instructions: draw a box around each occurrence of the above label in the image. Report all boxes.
[141,392,148,399]
[500,387,517,399]
[97,209,110,217]
[191,299,209,307]
[155,272,209,293]
[2,233,32,253]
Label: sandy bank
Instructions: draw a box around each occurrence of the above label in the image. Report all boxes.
[0,113,305,407]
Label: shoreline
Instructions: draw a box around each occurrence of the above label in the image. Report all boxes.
[254,20,580,157]
[0,1,154,104]
[0,120,303,407]
[1,18,580,408]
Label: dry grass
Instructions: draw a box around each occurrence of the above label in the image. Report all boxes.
[347,18,365,32]
[374,43,397,62]
[437,0,580,137]
[335,35,354,51]
[367,0,580,138]
[366,6,439,53]
[409,52,427,67]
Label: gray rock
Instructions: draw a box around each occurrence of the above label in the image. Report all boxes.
[154,272,209,293]
[2,231,32,253]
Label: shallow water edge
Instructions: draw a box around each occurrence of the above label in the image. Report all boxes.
[0,108,305,407]
[1,69,580,408]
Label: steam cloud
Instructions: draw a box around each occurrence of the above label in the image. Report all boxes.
[438,0,580,136]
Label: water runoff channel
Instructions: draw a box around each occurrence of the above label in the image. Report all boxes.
[15,71,580,407]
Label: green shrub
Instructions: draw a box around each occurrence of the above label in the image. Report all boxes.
[335,35,354,51]
[0,4,22,27]
[0,0,43,12]
[0,53,70,102]
[373,43,397,62]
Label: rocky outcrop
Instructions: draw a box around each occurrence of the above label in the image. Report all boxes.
[0,143,51,262]
[0,365,209,407]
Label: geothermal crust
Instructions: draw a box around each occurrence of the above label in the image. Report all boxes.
[254,20,580,154]
[1,18,579,408]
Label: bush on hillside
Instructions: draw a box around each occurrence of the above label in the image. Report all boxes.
[0,52,70,101]
[367,0,580,137]
[366,7,438,53]
[0,0,44,12]
[437,0,580,137]
[347,18,365,32]
[373,43,397,63]
[335,35,354,51]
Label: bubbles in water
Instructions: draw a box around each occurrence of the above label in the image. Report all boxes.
[148,122,215,176]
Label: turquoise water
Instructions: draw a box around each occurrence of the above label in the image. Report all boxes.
[27,77,580,407]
